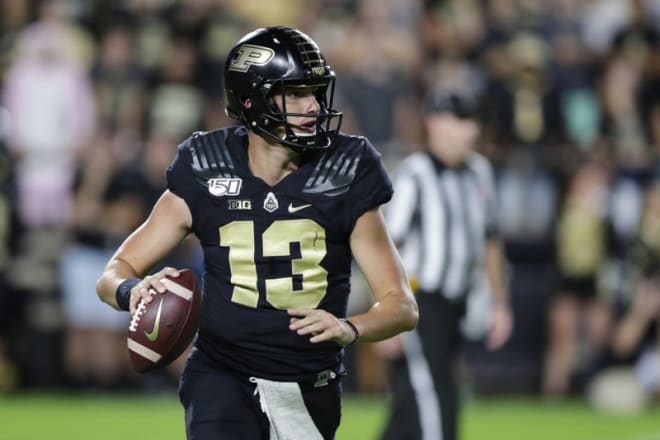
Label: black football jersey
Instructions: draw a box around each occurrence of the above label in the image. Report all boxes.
[166,126,393,381]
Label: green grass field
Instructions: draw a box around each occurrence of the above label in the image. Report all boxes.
[1,392,659,440]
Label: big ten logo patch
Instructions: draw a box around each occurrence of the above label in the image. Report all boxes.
[208,178,242,197]
[228,200,252,211]
[228,44,274,72]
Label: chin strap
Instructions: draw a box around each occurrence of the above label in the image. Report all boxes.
[252,124,332,152]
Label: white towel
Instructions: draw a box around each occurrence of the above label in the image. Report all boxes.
[250,377,324,440]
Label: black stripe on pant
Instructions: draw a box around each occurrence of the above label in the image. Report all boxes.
[381,293,465,440]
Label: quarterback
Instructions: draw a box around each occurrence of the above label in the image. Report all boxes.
[96,26,418,439]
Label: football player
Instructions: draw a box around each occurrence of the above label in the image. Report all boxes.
[96,26,418,439]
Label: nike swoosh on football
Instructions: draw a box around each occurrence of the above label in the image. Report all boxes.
[288,203,312,213]
[145,298,164,342]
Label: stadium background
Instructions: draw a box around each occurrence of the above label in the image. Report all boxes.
[0,0,660,439]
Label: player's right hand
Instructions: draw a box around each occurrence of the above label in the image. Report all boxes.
[129,267,180,315]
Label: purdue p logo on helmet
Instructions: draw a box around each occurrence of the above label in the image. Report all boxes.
[228,44,274,73]
[223,26,343,151]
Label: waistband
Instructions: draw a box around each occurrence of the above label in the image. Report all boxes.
[187,345,345,388]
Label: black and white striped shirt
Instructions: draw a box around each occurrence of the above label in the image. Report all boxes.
[385,151,499,300]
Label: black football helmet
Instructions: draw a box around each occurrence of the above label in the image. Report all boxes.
[224,26,343,151]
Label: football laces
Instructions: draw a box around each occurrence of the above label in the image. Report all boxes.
[128,298,148,333]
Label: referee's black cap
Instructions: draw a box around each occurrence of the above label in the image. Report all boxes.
[422,87,479,119]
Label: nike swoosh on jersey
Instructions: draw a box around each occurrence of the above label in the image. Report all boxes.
[287,203,312,213]
[145,298,164,342]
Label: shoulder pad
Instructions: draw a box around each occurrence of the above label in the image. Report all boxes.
[303,135,365,197]
[187,130,238,185]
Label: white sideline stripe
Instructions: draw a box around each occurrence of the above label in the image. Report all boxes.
[128,338,162,362]
[404,330,442,440]
[161,278,193,301]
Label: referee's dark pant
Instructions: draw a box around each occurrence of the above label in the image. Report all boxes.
[381,292,465,440]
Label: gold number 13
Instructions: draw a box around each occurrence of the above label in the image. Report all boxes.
[219,219,328,309]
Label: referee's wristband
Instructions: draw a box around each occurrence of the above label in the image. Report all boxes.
[115,278,140,311]
[341,319,360,346]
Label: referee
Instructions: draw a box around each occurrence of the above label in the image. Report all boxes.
[379,87,513,440]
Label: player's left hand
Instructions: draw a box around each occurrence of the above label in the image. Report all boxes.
[374,334,404,360]
[288,308,356,346]
[486,300,513,351]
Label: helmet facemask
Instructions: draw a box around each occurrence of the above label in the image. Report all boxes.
[244,78,343,152]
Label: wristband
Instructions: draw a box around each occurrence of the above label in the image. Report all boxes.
[341,319,360,346]
[115,278,140,311]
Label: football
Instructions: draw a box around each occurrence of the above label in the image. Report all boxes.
[127,269,202,373]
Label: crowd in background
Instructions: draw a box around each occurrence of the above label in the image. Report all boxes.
[0,0,659,407]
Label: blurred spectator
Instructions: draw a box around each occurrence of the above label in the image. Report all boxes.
[600,39,650,173]
[60,137,142,390]
[3,22,95,228]
[605,181,660,399]
[1,2,96,386]
[146,37,205,138]
[332,0,421,153]
[481,31,563,267]
[587,178,660,412]
[92,23,147,138]
[547,0,602,153]
[543,161,613,398]
[483,32,565,154]
[116,0,172,73]
[420,0,489,148]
